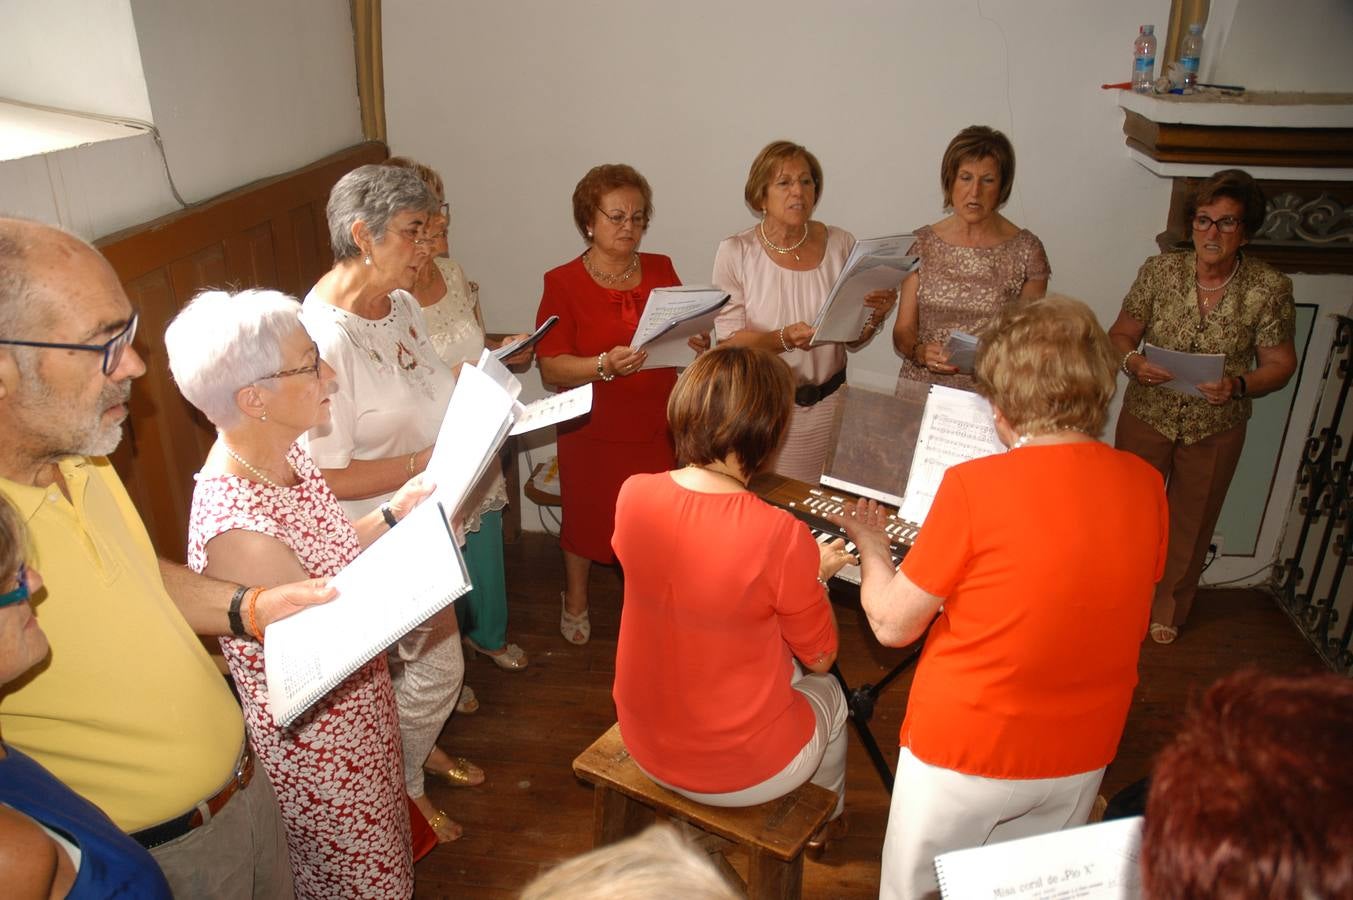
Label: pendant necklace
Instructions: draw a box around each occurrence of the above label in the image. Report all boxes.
[759,220,810,261]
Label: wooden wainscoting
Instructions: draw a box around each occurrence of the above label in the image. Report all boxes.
[95,141,389,560]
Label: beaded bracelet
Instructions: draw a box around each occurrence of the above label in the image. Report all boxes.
[597,352,616,382]
[407,452,417,476]
[778,327,792,353]
[1120,349,1144,376]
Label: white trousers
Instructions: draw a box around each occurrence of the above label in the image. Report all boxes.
[387,604,464,797]
[643,669,848,818]
[880,747,1104,900]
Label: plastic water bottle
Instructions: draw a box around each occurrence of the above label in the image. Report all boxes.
[1132,25,1157,93]
[1179,23,1203,90]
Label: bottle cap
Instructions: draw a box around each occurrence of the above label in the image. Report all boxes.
[1142,24,1154,34]
[1189,23,1202,33]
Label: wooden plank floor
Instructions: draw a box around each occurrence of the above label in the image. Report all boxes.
[414,532,1325,899]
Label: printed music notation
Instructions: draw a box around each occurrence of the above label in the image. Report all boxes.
[898,385,1006,525]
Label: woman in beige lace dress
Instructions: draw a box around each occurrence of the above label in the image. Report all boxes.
[893,126,1049,393]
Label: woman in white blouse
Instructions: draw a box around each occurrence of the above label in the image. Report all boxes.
[301,164,482,844]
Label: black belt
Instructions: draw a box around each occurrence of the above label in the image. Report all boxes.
[794,368,847,407]
[132,747,254,849]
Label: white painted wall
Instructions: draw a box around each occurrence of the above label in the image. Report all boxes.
[0,0,153,121]
[386,0,1353,588]
[383,0,1175,513]
[1206,0,1353,91]
[0,0,363,239]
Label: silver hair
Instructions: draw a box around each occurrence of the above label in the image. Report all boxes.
[165,289,303,429]
[518,825,739,900]
[326,164,439,261]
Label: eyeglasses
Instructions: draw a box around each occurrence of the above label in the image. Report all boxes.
[598,210,648,228]
[393,225,435,246]
[1193,214,1241,234]
[0,564,30,609]
[0,311,139,376]
[260,343,322,380]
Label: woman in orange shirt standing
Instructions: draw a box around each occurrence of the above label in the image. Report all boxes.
[612,346,855,852]
[840,295,1168,900]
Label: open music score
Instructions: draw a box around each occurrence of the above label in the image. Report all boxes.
[750,472,918,585]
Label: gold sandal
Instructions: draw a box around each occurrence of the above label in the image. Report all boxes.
[424,756,485,788]
[426,809,463,843]
[1149,623,1178,645]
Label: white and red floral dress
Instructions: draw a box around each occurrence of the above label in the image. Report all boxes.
[186,443,412,900]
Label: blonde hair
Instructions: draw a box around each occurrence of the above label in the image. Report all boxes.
[519,825,738,900]
[974,294,1117,436]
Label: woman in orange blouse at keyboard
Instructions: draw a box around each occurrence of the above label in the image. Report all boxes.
[612,346,855,853]
[840,295,1168,900]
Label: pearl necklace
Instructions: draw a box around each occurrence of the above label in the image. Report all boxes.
[223,444,292,489]
[758,220,810,261]
[583,250,640,285]
[1196,259,1239,293]
[1011,428,1085,450]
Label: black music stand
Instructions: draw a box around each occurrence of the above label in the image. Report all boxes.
[828,604,924,793]
[819,381,932,791]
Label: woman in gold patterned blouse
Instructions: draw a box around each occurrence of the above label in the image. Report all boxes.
[1108,169,1297,645]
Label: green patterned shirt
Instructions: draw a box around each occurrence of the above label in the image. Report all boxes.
[1120,251,1294,444]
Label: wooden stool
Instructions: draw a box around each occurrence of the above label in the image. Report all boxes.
[572,723,835,899]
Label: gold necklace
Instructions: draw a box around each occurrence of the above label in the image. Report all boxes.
[758,220,810,261]
[687,463,747,488]
[583,250,640,285]
[1196,259,1239,293]
[223,444,291,489]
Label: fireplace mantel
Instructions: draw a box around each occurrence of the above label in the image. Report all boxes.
[1118,90,1353,273]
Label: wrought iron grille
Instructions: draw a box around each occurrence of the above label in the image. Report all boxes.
[1272,315,1353,675]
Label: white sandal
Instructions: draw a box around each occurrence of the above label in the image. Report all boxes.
[560,592,591,645]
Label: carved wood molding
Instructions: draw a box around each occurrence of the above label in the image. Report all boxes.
[1155,176,1353,274]
[1123,111,1353,168]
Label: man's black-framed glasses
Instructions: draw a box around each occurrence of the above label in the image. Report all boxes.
[0,311,139,376]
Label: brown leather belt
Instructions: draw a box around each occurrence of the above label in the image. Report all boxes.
[132,747,255,849]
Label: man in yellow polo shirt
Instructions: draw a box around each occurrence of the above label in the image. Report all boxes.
[0,219,335,897]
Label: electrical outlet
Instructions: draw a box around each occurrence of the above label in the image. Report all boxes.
[1210,533,1224,556]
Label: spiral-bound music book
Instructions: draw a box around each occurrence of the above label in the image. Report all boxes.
[933,816,1143,899]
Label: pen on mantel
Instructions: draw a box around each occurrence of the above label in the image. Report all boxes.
[1101,82,1132,90]
[1199,82,1245,92]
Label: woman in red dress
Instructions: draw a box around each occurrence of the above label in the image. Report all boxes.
[536,164,702,644]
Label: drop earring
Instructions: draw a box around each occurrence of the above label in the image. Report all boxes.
[364,254,372,266]
[260,411,268,422]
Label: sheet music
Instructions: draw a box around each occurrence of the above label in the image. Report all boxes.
[1143,343,1225,399]
[630,286,729,349]
[639,308,721,370]
[898,385,1006,525]
[810,233,919,345]
[425,361,519,524]
[491,315,558,361]
[944,331,979,374]
[509,384,593,436]
[264,500,469,726]
[934,816,1142,899]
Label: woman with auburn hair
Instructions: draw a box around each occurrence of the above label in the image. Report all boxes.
[612,346,854,854]
[1142,669,1353,899]
[1109,168,1297,645]
[713,139,897,483]
[535,163,704,646]
[841,295,1167,900]
[893,125,1049,392]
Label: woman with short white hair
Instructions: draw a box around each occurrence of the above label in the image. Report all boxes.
[166,288,429,899]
